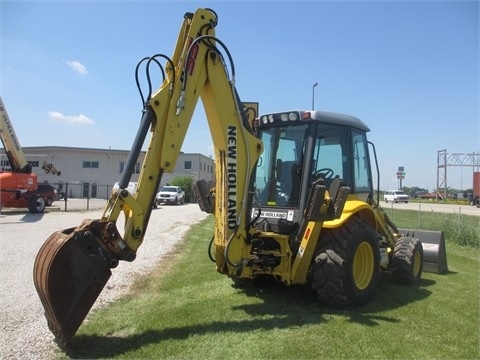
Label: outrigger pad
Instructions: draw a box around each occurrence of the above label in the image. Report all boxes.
[399,229,448,274]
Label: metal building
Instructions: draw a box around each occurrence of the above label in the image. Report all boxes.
[0,146,214,199]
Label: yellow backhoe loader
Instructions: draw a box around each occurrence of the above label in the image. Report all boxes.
[33,8,446,344]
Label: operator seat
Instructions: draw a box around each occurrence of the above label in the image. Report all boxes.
[278,161,301,207]
[288,163,301,207]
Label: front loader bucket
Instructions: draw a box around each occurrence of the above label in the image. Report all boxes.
[399,229,448,274]
[33,222,112,343]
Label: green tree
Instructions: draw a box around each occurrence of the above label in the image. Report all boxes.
[170,175,195,203]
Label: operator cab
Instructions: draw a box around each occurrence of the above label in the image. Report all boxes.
[251,110,373,234]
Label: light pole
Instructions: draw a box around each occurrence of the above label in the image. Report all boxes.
[312,82,318,110]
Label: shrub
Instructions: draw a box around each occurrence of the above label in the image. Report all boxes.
[422,211,480,248]
[170,175,196,202]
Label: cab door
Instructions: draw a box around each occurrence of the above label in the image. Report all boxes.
[352,130,373,203]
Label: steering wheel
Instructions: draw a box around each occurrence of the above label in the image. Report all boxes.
[313,167,334,179]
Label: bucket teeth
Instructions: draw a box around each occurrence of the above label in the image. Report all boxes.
[33,223,113,343]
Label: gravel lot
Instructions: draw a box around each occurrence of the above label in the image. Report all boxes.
[0,202,209,359]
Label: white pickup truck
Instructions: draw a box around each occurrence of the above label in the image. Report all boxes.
[155,185,185,205]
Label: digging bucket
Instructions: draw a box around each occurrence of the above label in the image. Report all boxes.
[33,221,113,343]
[399,229,448,273]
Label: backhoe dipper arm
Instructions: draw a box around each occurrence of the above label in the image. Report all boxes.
[33,8,263,343]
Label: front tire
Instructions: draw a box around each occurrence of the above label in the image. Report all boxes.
[28,195,46,213]
[391,237,423,285]
[311,217,380,308]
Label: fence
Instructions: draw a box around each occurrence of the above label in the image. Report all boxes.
[52,182,113,201]
[49,182,199,212]
[53,197,108,212]
[47,182,110,211]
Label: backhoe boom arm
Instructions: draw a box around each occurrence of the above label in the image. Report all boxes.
[33,8,262,343]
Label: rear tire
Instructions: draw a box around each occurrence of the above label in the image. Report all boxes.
[391,237,423,285]
[28,195,46,213]
[311,217,380,308]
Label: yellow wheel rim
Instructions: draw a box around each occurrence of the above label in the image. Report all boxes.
[353,241,375,290]
[413,249,421,277]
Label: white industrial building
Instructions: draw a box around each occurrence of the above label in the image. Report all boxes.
[0,146,214,200]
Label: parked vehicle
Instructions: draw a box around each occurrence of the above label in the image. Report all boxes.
[112,182,138,195]
[156,186,185,205]
[384,189,409,203]
[57,190,66,200]
[113,182,160,208]
[37,184,58,206]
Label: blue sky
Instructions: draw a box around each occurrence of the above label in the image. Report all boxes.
[1,0,478,191]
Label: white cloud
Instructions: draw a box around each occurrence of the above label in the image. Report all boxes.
[48,111,94,125]
[65,60,88,75]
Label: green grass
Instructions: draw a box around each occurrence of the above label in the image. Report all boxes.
[385,208,480,248]
[59,212,479,359]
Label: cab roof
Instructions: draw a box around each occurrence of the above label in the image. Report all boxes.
[308,111,370,132]
[257,110,370,132]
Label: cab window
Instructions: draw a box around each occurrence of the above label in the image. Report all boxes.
[312,124,350,186]
[352,130,372,193]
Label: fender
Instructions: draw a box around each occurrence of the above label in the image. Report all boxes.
[323,196,376,230]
